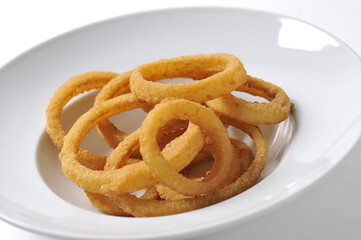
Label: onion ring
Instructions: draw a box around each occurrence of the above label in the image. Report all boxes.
[139,98,234,196]
[46,71,126,170]
[130,53,247,104]
[59,94,205,194]
[113,120,268,217]
[206,75,292,124]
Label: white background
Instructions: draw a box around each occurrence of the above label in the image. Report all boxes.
[1,0,360,239]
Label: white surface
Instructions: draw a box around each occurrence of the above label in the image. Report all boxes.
[1,1,361,240]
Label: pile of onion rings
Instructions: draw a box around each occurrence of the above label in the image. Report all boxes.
[46,53,292,217]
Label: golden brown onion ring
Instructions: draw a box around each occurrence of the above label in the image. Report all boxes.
[59,94,205,194]
[139,99,234,196]
[130,53,247,104]
[46,71,126,170]
[113,121,268,217]
[206,75,292,125]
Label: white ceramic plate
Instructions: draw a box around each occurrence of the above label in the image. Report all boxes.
[1,7,361,240]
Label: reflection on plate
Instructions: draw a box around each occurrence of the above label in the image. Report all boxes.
[1,7,361,240]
